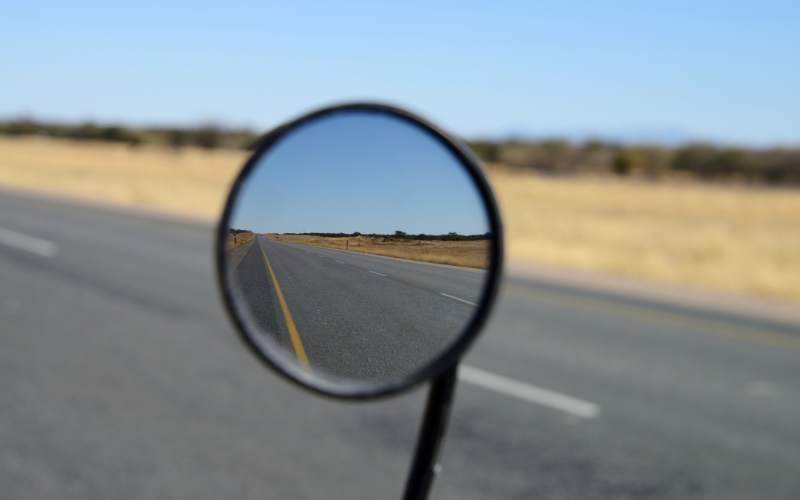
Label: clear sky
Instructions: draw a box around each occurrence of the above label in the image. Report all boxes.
[230,111,490,234]
[3,1,798,146]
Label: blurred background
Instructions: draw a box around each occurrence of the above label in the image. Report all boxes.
[1,2,798,499]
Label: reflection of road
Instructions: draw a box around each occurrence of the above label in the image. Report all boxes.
[231,235,485,380]
[2,190,800,498]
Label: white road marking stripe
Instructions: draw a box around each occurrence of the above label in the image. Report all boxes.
[459,365,600,419]
[440,292,477,306]
[368,270,387,277]
[0,227,58,257]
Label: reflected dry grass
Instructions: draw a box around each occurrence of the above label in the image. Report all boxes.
[1,136,798,301]
[227,231,255,250]
[268,234,489,269]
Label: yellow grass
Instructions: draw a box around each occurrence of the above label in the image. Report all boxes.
[0,136,243,219]
[491,166,800,302]
[227,231,255,250]
[1,136,798,301]
[268,234,489,268]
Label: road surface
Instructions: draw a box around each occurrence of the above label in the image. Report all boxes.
[229,235,485,381]
[1,190,798,499]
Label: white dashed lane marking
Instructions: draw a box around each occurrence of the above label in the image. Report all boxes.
[0,226,58,257]
[460,365,601,419]
[440,292,477,306]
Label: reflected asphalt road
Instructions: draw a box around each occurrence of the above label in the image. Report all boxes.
[230,235,484,380]
[1,190,799,499]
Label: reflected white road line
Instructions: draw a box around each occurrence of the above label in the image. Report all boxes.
[460,365,600,419]
[368,270,387,277]
[0,227,58,257]
[440,292,476,307]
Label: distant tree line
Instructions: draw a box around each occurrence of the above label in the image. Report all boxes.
[470,139,800,185]
[2,116,798,185]
[285,231,491,241]
[0,117,259,150]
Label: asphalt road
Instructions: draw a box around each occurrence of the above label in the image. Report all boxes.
[229,235,485,381]
[1,190,799,499]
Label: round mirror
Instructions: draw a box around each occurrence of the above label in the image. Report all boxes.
[216,103,503,398]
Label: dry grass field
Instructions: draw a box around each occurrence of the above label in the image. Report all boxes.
[491,166,800,302]
[0,136,242,220]
[1,136,799,301]
[227,231,255,250]
[268,233,489,269]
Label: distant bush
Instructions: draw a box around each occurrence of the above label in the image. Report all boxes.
[192,124,223,149]
[469,141,500,162]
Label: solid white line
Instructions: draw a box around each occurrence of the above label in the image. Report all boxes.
[459,365,600,419]
[0,227,58,257]
[368,270,387,277]
[440,292,477,306]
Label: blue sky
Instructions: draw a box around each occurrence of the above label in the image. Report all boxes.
[231,111,489,234]
[3,1,798,146]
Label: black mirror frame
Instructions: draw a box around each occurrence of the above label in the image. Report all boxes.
[215,101,504,400]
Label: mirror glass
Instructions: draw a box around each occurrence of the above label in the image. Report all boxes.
[223,110,495,390]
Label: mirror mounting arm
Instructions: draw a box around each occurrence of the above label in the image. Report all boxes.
[402,363,459,500]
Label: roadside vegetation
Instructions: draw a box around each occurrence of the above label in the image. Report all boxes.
[2,117,799,185]
[0,136,241,219]
[267,233,490,269]
[471,140,800,186]
[0,134,798,302]
[491,166,800,301]
[227,229,255,250]
[0,117,258,150]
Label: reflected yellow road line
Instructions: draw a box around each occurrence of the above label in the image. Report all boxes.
[259,244,311,368]
[509,284,800,353]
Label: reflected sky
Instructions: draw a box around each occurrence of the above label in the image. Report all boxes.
[231,111,489,235]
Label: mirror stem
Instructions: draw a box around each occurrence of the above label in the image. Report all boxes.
[402,364,459,500]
